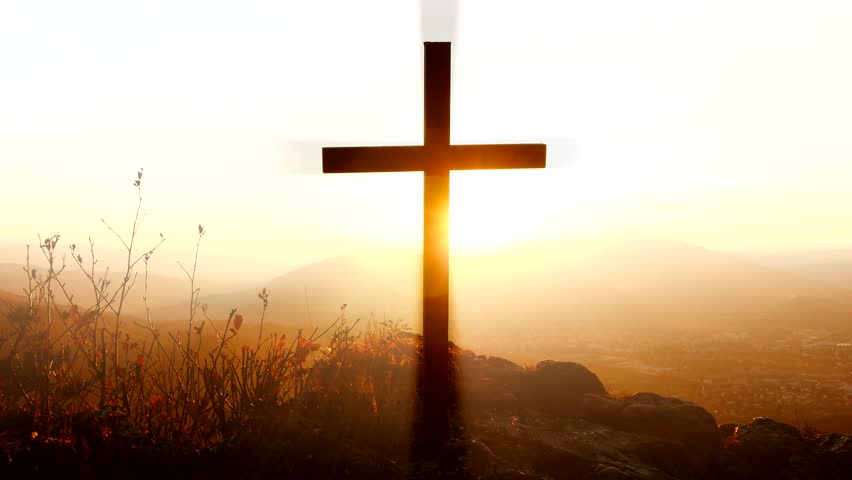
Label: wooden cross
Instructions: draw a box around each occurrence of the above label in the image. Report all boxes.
[323,42,546,453]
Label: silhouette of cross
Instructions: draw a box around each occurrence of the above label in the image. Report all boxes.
[323,42,546,454]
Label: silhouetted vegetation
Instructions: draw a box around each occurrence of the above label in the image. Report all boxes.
[0,171,419,478]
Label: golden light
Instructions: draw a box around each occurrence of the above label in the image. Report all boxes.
[449,170,546,255]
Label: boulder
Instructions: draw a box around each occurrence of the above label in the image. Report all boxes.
[471,414,707,480]
[818,433,852,455]
[583,393,627,422]
[450,350,852,479]
[457,352,525,382]
[456,352,525,410]
[716,417,826,479]
[729,417,807,461]
[582,392,720,466]
[817,433,852,475]
[632,438,704,479]
[522,360,606,415]
[620,393,720,461]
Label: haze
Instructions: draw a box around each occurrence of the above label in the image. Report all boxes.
[2,0,852,284]
[3,0,852,435]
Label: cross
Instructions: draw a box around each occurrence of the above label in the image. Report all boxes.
[322,42,546,454]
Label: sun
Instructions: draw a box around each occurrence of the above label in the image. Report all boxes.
[449,170,545,255]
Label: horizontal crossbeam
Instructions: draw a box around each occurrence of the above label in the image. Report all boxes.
[323,146,425,173]
[445,144,546,171]
[322,143,546,174]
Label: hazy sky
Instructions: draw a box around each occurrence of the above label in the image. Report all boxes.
[2,0,852,280]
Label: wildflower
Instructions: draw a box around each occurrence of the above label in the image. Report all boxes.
[233,314,244,330]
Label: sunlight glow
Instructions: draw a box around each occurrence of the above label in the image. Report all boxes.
[449,170,546,255]
[2,1,852,272]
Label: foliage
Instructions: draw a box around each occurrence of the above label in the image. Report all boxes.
[0,170,418,476]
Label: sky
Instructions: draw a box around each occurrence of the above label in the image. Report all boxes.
[2,0,852,281]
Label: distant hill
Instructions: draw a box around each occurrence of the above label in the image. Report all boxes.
[566,238,850,323]
[0,289,27,317]
[148,254,421,331]
[0,263,198,317]
[451,237,852,345]
[744,248,852,290]
[144,237,852,338]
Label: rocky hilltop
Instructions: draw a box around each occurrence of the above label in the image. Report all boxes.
[2,339,849,479]
[453,349,852,479]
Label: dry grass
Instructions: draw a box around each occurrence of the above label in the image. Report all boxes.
[0,170,419,476]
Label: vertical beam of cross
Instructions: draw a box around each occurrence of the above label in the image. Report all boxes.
[422,42,451,451]
[322,42,546,457]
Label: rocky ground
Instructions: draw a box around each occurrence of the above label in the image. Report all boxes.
[454,351,852,479]
[2,348,850,479]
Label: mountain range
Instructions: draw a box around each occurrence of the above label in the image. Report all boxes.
[2,237,850,341]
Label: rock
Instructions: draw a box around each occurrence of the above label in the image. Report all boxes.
[816,433,852,476]
[715,417,828,479]
[470,412,711,480]
[482,355,525,373]
[594,465,645,480]
[524,441,597,479]
[493,467,532,480]
[632,438,703,479]
[523,360,606,415]
[467,438,500,471]
[583,393,627,421]
[730,417,807,461]
[457,352,526,410]
[619,393,720,463]
[817,433,852,457]
[449,350,852,479]
[582,392,719,465]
